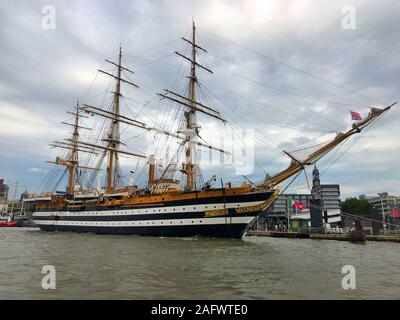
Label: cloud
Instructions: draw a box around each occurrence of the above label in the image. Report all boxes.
[28,168,48,174]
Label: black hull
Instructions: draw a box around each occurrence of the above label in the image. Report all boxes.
[33,190,274,239]
[38,223,249,239]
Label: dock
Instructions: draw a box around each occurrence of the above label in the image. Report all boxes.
[247,230,309,238]
[246,230,400,243]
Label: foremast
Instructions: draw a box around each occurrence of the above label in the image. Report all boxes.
[49,102,97,195]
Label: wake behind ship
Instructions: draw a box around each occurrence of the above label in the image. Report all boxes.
[25,22,395,239]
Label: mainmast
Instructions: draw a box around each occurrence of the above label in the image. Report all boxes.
[185,21,197,191]
[68,100,80,194]
[157,21,226,191]
[106,46,122,193]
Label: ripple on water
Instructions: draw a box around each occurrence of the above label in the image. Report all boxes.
[0,229,399,299]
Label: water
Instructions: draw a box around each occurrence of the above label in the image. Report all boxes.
[0,227,399,299]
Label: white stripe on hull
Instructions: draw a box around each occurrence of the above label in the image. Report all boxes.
[34,216,254,227]
[32,200,264,218]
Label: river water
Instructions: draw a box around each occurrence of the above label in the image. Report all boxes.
[0,227,399,299]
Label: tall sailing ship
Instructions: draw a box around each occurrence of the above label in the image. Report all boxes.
[26,22,395,238]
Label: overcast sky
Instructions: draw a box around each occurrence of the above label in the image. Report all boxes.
[0,0,399,199]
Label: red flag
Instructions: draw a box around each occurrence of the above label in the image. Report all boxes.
[393,208,399,218]
[292,200,306,209]
[350,111,362,121]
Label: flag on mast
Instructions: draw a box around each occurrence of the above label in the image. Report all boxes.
[350,111,362,121]
[292,200,307,209]
[393,208,399,218]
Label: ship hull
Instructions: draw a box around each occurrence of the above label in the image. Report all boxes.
[32,191,274,239]
[36,219,250,239]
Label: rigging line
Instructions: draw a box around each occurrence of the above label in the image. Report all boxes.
[279,170,303,194]
[319,120,371,173]
[227,95,328,133]
[201,80,339,132]
[153,67,190,159]
[196,83,282,155]
[158,51,187,132]
[204,54,369,108]
[222,116,278,173]
[320,115,381,177]
[79,63,103,103]
[80,79,115,183]
[122,132,146,143]
[128,53,176,68]
[51,168,67,192]
[204,57,368,108]
[198,27,384,105]
[81,77,114,168]
[215,98,280,153]
[318,136,352,172]
[199,84,306,152]
[289,140,331,153]
[123,37,182,55]
[320,133,364,177]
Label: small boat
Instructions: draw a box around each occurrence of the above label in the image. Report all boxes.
[0,221,17,227]
[0,215,17,227]
[349,219,366,243]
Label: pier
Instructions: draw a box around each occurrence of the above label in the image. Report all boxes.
[246,230,400,243]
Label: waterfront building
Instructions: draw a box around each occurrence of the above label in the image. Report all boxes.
[266,165,341,214]
[361,192,399,217]
[261,165,342,230]
[0,179,9,201]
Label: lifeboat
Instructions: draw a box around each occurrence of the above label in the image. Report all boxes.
[0,221,17,227]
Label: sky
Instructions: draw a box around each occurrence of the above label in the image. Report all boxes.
[0,0,399,199]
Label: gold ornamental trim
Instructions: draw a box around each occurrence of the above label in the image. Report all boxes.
[204,189,280,218]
